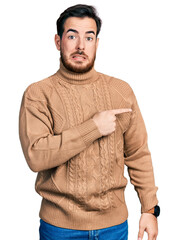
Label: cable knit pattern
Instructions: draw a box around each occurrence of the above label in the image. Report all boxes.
[58,78,116,211]
[19,60,158,230]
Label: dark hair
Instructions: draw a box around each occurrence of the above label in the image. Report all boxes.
[56,4,102,39]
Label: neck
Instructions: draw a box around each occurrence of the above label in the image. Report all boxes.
[56,59,99,85]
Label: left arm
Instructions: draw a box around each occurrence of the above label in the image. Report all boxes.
[124,89,158,238]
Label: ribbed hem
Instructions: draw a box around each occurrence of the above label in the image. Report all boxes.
[39,198,128,230]
[75,119,102,146]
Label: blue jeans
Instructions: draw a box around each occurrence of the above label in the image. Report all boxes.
[39,219,128,240]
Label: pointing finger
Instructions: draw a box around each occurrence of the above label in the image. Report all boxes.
[111,108,132,115]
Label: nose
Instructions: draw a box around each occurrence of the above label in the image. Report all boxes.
[76,37,85,51]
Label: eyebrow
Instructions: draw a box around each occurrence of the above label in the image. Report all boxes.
[66,28,95,35]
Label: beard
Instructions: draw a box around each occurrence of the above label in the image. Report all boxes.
[60,50,96,74]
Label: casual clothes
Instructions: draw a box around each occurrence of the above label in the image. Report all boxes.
[19,60,158,230]
[39,219,128,240]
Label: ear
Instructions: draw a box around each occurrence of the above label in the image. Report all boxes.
[54,34,61,51]
[96,37,99,50]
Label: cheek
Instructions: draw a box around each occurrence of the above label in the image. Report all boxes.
[87,45,97,57]
[62,41,76,55]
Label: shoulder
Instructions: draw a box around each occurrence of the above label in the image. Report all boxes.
[23,73,56,101]
[98,71,134,99]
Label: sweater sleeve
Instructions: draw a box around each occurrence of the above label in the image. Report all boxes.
[19,93,102,173]
[124,89,158,213]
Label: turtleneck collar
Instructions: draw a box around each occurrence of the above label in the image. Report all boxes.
[56,59,99,85]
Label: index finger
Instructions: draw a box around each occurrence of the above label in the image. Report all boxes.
[111,108,132,115]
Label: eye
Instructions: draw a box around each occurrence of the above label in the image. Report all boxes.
[68,35,76,40]
[86,37,93,41]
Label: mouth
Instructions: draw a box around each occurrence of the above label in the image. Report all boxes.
[72,54,87,61]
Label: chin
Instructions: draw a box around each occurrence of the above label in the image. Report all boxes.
[65,61,94,73]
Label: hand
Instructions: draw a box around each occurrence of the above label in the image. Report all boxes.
[138,213,158,240]
[92,108,132,136]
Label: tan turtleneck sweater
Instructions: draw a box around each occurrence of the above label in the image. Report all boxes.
[19,61,158,230]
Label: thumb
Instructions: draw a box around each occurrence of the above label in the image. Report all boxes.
[138,226,145,240]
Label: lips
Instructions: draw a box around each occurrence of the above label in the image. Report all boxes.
[72,54,86,60]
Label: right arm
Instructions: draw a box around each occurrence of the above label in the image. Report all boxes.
[19,94,102,172]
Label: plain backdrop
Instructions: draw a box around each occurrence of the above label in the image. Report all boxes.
[0,0,179,239]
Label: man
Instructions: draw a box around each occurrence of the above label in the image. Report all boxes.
[19,4,159,240]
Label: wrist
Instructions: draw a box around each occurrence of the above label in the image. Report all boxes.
[145,205,160,218]
[146,207,155,214]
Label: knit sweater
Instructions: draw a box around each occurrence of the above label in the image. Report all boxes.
[19,60,158,230]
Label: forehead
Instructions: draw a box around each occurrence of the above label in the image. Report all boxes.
[64,17,97,34]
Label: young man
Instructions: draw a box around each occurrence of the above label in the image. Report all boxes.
[19,4,159,240]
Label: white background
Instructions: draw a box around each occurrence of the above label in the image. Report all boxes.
[0,0,179,239]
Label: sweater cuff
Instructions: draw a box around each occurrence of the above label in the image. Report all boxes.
[140,193,158,213]
[75,119,102,146]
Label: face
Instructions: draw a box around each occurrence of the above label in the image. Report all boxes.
[55,17,99,73]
